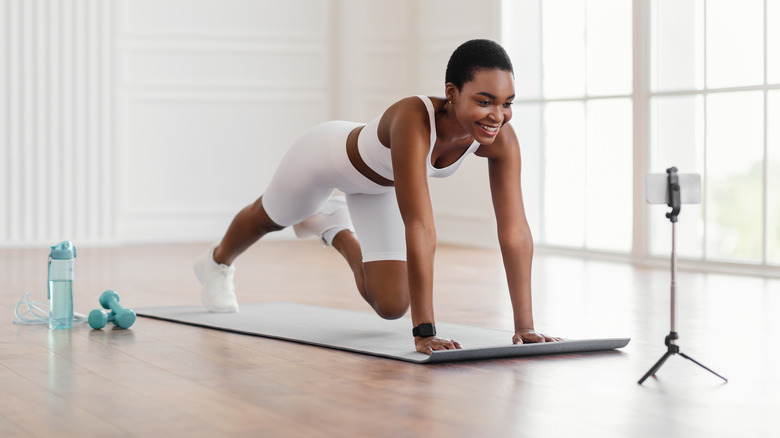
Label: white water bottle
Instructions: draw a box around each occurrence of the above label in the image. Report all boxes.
[48,241,76,330]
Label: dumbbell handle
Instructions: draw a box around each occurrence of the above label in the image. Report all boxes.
[100,290,126,313]
[89,308,136,329]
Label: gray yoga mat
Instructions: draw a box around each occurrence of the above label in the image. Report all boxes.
[137,302,630,364]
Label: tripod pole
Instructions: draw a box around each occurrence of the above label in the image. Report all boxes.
[670,221,676,334]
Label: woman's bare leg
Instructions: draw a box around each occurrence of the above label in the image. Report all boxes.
[210,197,409,318]
[214,196,284,266]
[331,230,409,320]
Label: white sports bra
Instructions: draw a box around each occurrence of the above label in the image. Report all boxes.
[356,95,481,181]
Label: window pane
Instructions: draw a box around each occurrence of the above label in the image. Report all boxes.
[770,0,780,84]
[585,99,632,251]
[586,0,632,96]
[503,0,542,99]
[650,0,704,91]
[648,96,705,258]
[542,0,585,98]
[513,104,544,238]
[706,0,763,88]
[769,91,780,265]
[706,91,764,261]
[544,102,586,246]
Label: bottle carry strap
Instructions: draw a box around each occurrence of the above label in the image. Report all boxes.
[13,292,86,325]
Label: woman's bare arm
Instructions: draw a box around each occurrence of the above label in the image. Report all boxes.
[382,98,462,353]
[477,123,561,343]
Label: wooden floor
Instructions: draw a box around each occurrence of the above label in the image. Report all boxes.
[1,240,778,437]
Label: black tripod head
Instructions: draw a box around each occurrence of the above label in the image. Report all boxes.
[666,167,681,223]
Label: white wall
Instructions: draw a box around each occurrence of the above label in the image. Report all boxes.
[417,0,504,249]
[1,0,115,246]
[115,0,332,243]
[332,0,417,122]
[1,0,504,247]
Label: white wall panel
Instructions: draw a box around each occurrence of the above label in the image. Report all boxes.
[333,0,416,122]
[121,44,328,91]
[360,48,413,93]
[419,0,500,38]
[115,0,330,243]
[417,0,504,249]
[417,41,456,95]
[1,0,115,247]
[119,0,327,39]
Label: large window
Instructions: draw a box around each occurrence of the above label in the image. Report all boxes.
[504,0,780,270]
[649,0,780,266]
[503,0,633,253]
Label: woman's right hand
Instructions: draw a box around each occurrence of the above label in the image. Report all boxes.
[415,336,462,355]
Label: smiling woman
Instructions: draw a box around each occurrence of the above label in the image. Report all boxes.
[193,39,562,355]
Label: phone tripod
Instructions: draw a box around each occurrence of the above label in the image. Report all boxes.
[638,167,727,385]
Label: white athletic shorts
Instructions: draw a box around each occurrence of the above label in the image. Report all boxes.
[262,121,406,262]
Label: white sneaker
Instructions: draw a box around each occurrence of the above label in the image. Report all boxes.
[293,196,353,246]
[193,243,239,313]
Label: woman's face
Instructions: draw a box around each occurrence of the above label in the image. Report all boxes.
[449,68,515,144]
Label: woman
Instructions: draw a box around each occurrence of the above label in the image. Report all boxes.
[194,39,561,354]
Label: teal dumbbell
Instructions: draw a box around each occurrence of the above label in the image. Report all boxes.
[88,290,136,329]
[88,308,135,329]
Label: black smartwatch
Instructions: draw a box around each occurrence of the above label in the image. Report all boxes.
[412,323,436,338]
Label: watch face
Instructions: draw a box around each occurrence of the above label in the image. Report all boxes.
[414,324,436,337]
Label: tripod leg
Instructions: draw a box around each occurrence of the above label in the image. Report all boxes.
[678,352,728,382]
[638,352,673,384]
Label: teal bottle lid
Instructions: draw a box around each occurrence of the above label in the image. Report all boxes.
[50,241,77,260]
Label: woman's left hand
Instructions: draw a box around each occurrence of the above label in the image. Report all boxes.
[512,329,564,344]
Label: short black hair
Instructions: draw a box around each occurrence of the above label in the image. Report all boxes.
[445,39,514,90]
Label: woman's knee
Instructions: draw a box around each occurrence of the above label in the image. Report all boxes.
[249,197,284,233]
[371,294,409,320]
[362,261,409,320]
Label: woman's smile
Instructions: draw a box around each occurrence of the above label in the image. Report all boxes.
[476,121,501,136]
